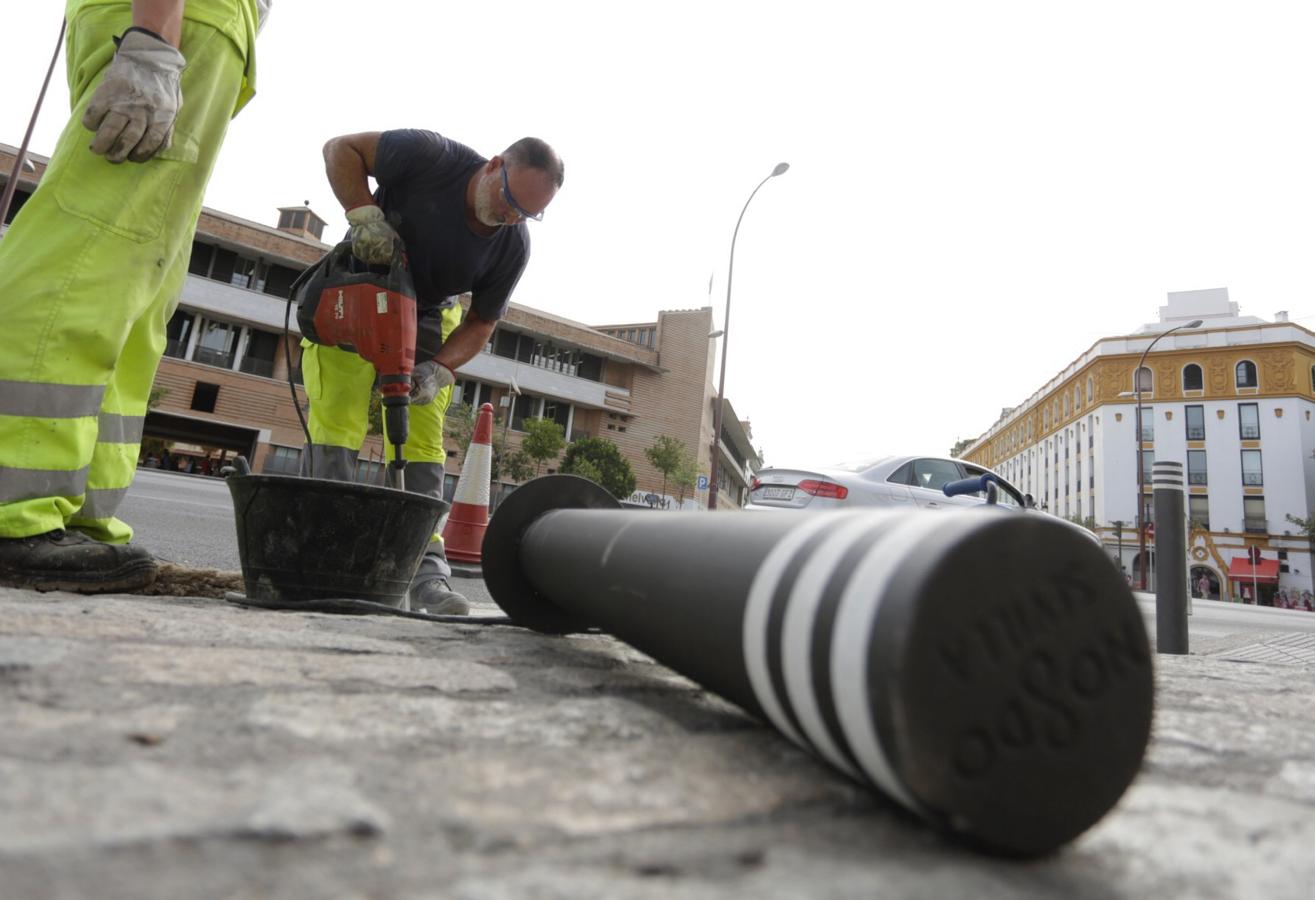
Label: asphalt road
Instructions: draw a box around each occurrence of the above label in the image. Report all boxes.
[119,468,240,570]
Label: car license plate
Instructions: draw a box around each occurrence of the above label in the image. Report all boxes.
[762,486,794,501]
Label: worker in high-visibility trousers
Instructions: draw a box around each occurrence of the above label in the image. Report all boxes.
[302,128,564,615]
[298,302,465,612]
[0,0,270,592]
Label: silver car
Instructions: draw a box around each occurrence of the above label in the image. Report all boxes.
[748,455,1031,512]
[746,454,1104,546]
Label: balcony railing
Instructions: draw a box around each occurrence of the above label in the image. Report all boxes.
[1240,425,1260,439]
[239,356,275,378]
[1188,472,1208,485]
[1186,426,1205,439]
[163,339,188,360]
[1242,472,1264,486]
[192,346,235,369]
[1243,516,1268,533]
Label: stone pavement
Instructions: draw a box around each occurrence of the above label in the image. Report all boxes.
[1,576,1312,900]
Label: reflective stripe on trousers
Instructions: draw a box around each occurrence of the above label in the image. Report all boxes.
[0,8,248,540]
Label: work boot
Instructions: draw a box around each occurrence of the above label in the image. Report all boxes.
[0,529,158,594]
[409,577,470,616]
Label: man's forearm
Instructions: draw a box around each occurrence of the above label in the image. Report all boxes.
[132,0,184,46]
[434,315,497,372]
[323,133,381,212]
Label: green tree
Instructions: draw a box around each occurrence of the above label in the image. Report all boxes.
[1065,514,1097,533]
[560,437,636,499]
[521,416,566,474]
[644,435,685,503]
[502,448,536,484]
[147,387,169,410]
[444,401,510,480]
[1285,513,1315,544]
[948,437,975,458]
[567,457,606,490]
[367,389,383,435]
[671,452,699,508]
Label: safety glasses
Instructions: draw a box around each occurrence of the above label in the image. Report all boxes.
[500,166,544,222]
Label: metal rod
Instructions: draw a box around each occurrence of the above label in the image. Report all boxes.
[483,475,1155,856]
[0,18,66,229]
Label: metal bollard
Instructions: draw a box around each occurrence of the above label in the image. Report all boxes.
[482,475,1154,857]
[1152,461,1189,654]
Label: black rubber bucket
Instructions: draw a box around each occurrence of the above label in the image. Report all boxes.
[227,473,448,608]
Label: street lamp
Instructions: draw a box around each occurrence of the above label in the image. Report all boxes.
[1123,318,1203,589]
[708,162,789,510]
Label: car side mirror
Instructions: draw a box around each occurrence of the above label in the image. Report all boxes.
[1024,492,1037,509]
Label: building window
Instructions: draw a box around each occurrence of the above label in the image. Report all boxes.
[1187,449,1207,485]
[1189,495,1209,530]
[239,329,280,378]
[1135,366,1153,393]
[1139,449,1155,485]
[263,445,302,475]
[230,256,264,291]
[277,209,306,230]
[1086,377,1094,404]
[1183,364,1203,391]
[354,458,384,485]
[165,310,195,359]
[193,319,239,369]
[1235,360,1258,389]
[1185,404,1205,440]
[541,399,571,431]
[190,382,219,413]
[188,242,214,276]
[1136,406,1153,441]
[511,393,541,431]
[1238,403,1260,439]
[1241,449,1263,486]
[1243,496,1266,533]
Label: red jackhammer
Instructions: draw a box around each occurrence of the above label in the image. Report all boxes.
[292,241,416,488]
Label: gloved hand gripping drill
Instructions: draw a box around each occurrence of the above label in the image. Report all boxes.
[342,206,421,488]
[347,207,457,414]
[295,208,423,489]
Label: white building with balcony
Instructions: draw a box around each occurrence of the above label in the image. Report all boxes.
[965,288,1315,608]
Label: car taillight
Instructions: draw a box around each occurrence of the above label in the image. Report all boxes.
[750,477,762,492]
[798,479,848,500]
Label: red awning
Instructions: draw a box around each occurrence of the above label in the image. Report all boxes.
[1227,557,1281,584]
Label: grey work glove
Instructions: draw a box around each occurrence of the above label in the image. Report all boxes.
[410,360,456,406]
[82,29,186,164]
[345,205,402,264]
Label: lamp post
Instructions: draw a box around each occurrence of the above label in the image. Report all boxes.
[1127,318,1203,590]
[708,162,789,511]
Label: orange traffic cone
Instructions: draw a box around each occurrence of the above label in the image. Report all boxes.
[442,402,495,564]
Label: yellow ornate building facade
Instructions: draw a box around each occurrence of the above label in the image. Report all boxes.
[965,289,1315,609]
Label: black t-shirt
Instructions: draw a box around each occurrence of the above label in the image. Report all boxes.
[373,129,529,324]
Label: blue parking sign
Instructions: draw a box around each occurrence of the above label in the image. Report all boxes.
[697,474,709,491]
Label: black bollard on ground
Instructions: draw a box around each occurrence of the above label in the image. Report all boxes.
[1152,460,1189,654]
[482,475,1155,857]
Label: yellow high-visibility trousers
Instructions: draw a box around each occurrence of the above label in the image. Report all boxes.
[0,5,251,542]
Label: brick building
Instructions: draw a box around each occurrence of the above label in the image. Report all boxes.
[2,143,761,508]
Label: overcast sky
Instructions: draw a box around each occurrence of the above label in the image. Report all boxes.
[7,1,1315,469]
